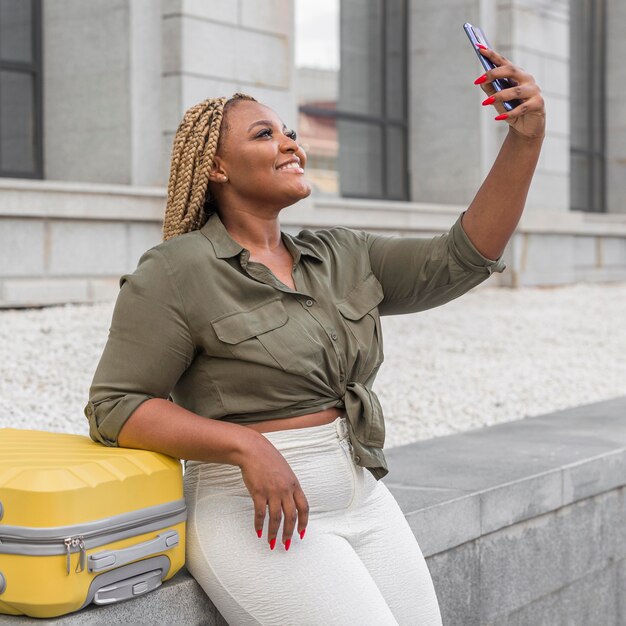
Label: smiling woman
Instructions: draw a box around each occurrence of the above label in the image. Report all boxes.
[85,91,455,624]
[82,74,544,622]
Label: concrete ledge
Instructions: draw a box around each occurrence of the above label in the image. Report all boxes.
[1,178,626,234]
[384,396,626,557]
[1,180,626,304]
[2,397,625,624]
[390,396,626,624]
[302,197,626,237]
[0,179,165,222]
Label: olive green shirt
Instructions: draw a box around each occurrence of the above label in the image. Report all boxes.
[85,210,505,480]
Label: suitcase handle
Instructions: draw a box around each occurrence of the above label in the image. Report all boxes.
[94,568,163,604]
[88,529,179,573]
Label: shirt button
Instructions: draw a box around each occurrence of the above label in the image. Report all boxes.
[354,455,361,463]
[305,299,314,307]
[331,332,338,341]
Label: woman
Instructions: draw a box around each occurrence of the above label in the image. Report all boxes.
[86,46,544,625]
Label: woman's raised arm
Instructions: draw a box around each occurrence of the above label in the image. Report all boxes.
[461,45,546,260]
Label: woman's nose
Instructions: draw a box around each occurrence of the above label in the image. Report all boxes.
[280,135,299,153]
[279,135,306,166]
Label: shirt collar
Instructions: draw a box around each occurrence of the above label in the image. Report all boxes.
[200,211,244,259]
[282,231,324,263]
[200,211,323,263]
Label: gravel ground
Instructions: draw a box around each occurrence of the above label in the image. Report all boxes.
[1,282,625,448]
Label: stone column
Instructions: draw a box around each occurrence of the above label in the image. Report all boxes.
[43,0,163,185]
[606,0,626,214]
[337,0,383,198]
[129,0,163,187]
[497,0,570,213]
[408,0,483,205]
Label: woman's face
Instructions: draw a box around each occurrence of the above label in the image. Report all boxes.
[211,100,312,210]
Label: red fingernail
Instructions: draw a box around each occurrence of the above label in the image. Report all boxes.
[284,539,291,551]
[495,113,509,121]
[482,96,496,106]
[299,528,306,540]
[475,44,488,50]
[256,529,262,538]
[474,74,488,85]
[269,537,276,550]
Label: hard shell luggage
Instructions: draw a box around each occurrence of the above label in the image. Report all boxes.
[0,428,186,619]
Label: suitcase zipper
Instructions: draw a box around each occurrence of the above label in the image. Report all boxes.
[64,536,86,575]
[60,509,179,575]
[0,501,186,574]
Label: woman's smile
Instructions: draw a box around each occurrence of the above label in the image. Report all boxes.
[276,158,304,174]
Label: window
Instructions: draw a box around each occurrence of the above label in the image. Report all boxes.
[296,0,409,200]
[0,0,42,179]
[570,0,606,213]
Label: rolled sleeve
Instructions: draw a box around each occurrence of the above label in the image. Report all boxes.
[85,247,195,447]
[449,211,507,275]
[363,211,506,316]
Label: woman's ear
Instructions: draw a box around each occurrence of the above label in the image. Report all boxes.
[208,156,228,183]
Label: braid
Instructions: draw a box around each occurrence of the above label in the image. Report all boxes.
[162,93,257,241]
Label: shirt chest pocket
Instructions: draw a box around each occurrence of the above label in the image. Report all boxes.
[336,273,385,369]
[211,299,325,377]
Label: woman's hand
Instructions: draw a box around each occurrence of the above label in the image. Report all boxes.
[239,437,309,551]
[475,46,546,140]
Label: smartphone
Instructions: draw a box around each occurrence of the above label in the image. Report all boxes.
[463,22,522,112]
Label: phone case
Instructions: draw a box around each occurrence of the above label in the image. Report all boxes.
[463,23,522,112]
[0,428,186,619]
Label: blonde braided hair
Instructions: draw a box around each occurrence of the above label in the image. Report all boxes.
[162,93,257,241]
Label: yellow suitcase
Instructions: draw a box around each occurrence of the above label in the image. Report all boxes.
[0,428,186,619]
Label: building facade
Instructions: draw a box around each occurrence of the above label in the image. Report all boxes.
[0,0,624,307]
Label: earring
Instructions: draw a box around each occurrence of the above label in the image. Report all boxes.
[222,175,228,182]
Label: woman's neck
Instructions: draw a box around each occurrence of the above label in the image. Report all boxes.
[217,207,284,254]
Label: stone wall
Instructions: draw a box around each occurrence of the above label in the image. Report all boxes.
[3,398,624,624]
[0,180,162,307]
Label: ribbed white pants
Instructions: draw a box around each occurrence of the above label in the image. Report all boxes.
[183,416,443,626]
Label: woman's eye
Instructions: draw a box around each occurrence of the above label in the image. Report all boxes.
[255,128,297,140]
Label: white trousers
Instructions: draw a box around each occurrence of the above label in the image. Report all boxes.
[183,416,443,626]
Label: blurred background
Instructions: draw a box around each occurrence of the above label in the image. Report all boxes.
[1,0,624,300]
[0,0,624,442]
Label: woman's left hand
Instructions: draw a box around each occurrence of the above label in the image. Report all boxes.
[475,46,546,140]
